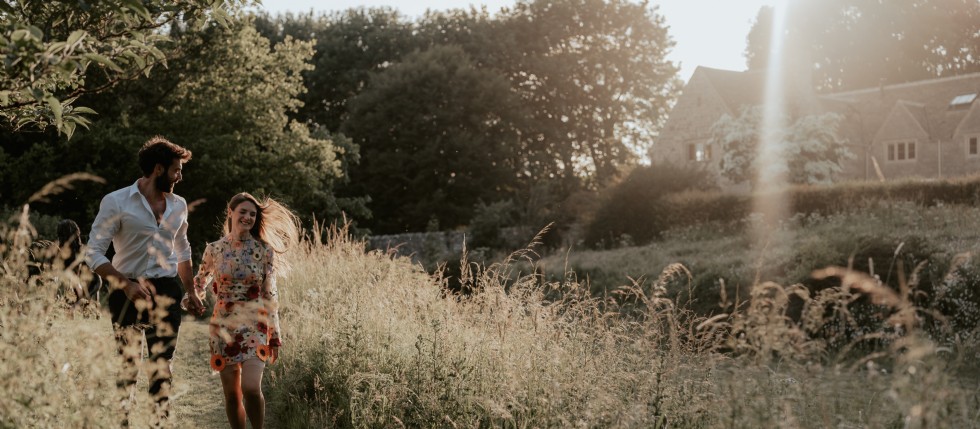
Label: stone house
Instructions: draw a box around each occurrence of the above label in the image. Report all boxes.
[651,66,980,188]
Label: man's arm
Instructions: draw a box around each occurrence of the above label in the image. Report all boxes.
[86,195,151,301]
[177,260,193,293]
[174,201,192,292]
[85,195,118,272]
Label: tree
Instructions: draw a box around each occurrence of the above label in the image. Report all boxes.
[745,0,980,92]
[256,2,680,233]
[254,8,421,131]
[0,16,362,242]
[495,0,679,187]
[713,106,855,188]
[342,45,521,233]
[0,0,242,138]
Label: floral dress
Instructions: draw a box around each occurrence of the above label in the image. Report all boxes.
[194,235,282,371]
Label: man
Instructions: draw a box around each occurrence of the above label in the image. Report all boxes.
[86,136,205,427]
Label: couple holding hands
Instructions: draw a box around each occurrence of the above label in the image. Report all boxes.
[85,136,298,429]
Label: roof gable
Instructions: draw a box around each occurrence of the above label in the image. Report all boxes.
[873,101,931,142]
[954,99,980,137]
[696,66,766,114]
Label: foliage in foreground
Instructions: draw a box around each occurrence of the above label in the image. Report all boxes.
[3,203,980,428]
[0,0,245,136]
[269,224,980,428]
[0,206,126,428]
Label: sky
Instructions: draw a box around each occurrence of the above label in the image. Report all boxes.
[258,0,778,82]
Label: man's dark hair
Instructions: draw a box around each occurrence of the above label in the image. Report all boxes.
[137,136,192,177]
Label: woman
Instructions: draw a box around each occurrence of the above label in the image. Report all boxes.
[189,192,299,429]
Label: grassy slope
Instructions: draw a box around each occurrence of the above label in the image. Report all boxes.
[538,202,980,312]
[6,204,980,427]
[259,221,980,428]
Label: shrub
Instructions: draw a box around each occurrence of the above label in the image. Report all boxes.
[586,175,980,248]
[583,164,716,248]
[468,199,518,250]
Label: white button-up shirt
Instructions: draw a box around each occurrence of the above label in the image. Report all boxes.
[85,180,192,279]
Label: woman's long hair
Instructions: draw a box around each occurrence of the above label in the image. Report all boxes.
[224,192,301,274]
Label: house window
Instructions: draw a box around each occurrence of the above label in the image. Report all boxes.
[970,136,979,156]
[950,93,977,109]
[688,143,711,162]
[886,141,916,162]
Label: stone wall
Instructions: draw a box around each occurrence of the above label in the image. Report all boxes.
[367,231,467,265]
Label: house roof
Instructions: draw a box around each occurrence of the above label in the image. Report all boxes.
[694,66,767,114]
[695,66,828,117]
[820,72,980,142]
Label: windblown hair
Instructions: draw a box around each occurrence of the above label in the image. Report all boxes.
[138,135,192,177]
[224,192,301,274]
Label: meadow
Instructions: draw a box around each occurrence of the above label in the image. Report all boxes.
[3,200,980,428]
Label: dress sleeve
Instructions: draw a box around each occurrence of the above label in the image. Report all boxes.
[193,242,216,293]
[262,245,282,347]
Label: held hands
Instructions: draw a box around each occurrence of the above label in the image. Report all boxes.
[181,287,207,316]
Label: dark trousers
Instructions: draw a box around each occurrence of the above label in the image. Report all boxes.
[107,276,184,421]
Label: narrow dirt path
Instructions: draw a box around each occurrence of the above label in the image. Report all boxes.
[172,318,228,428]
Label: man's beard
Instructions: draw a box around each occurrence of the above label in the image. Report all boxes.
[154,174,176,193]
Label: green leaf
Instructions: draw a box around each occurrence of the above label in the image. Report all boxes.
[10,29,29,42]
[71,106,97,115]
[26,87,45,101]
[121,0,152,21]
[27,25,43,41]
[146,45,166,61]
[45,41,67,55]
[63,121,77,140]
[66,30,87,49]
[46,96,63,130]
[82,53,123,72]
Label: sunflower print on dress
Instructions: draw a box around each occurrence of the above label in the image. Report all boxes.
[194,236,282,369]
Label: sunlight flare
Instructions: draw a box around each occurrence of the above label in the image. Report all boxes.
[752,2,791,244]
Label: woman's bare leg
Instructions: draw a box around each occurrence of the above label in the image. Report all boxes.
[241,358,266,429]
[219,364,246,429]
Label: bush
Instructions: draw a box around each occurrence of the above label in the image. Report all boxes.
[468,200,518,250]
[583,164,716,248]
[585,175,980,250]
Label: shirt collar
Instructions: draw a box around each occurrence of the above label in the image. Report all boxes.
[126,180,142,198]
[127,179,177,202]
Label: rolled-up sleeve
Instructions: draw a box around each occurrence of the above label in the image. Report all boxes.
[85,195,119,270]
[174,203,191,263]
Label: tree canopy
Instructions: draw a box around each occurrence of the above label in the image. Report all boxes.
[0,0,243,138]
[342,45,521,233]
[258,0,679,233]
[745,0,980,92]
[1,15,360,243]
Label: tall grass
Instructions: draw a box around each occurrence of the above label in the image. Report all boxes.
[269,221,980,427]
[4,193,980,427]
[0,205,129,428]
